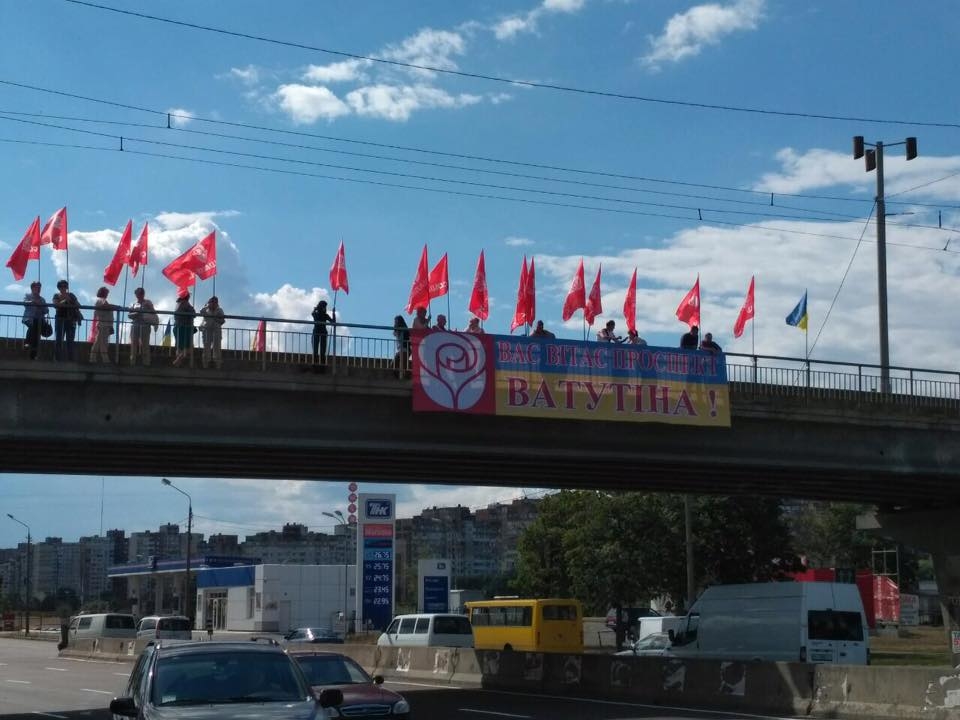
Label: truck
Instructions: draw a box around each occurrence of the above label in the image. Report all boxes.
[662,582,869,664]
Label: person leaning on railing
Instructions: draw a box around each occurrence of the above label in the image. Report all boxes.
[90,287,117,364]
[21,281,49,361]
[128,287,159,367]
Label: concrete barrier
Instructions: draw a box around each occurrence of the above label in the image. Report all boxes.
[813,664,960,720]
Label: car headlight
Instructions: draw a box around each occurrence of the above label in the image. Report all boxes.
[393,699,410,714]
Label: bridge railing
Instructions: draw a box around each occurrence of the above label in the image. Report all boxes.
[1,303,957,408]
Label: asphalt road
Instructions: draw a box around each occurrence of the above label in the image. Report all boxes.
[0,639,803,720]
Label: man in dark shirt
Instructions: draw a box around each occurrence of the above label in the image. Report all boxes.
[700,332,723,354]
[531,320,555,339]
[680,325,699,350]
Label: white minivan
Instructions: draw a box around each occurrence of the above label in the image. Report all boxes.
[377,614,474,648]
[136,615,193,642]
[69,613,137,640]
[665,582,869,664]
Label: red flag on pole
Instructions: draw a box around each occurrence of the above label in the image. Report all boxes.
[510,256,529,332]
[561,258,586,322]
[5,217,40,281]
[329,240,349,294]
[733,275,755,339]
[252,319,266,352]
[525,257,536,328]
[468,250,488,321]
[39,207,68,250]
[103,220,133,286]
[129,223,148,277]
[584,265,603,325]
[428,253,449,299]
[405,245,430,314]
[623,268,637,334]
[162,231,217,291]
[676,275,701,328]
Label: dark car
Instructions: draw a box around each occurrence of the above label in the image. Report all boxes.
[285,627,345,644]
[290,650,410,720]
[110,639,343,720]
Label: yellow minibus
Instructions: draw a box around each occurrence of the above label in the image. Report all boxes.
[465,598,583,653]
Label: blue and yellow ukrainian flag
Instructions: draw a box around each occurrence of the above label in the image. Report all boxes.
[785,291,808,331]
[161,319,173,347]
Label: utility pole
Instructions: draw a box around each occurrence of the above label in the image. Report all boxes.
[683,496,695,611]
[162,479,194,629]
[853,136,918,394]
[6,514,31,636]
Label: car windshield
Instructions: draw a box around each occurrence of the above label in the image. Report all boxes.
[152,651,307,706]
[310,628,334,636]
[296,655,372,686]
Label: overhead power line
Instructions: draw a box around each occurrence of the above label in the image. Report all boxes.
[4,135,958,256]
[61,0,960,129]
[4,80,956,215]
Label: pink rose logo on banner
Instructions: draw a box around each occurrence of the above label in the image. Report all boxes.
[417,331,487,410]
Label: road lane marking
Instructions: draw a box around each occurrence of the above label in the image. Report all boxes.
[487,690,803,720]
[45,667,68,672]
[0,662,8,666]
[6,679,31,684]
[459,710,531,719]
[385,680,463,689]
[80,688,113,695]
[32,713,69,719]
[113,672,130,676]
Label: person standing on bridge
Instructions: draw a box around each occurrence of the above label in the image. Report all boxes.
[466,317,484,335]
[393,315,411,379]
[412,306,430,330]
[680,325,699,350]
[433,314,448,331]
[89,286,116,363]
[626,329,647,346]
[311,299,334,372]
[128,287,159,367]
[200,296,226,369]
[597,319,624,343]
[172,290,196,367]
[52,279,81,362]
[22,281,49,361]
[531,320,555,339]
[699,332,723,354]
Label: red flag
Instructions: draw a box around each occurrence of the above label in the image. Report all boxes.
[161,231,217,291]
[623,268,637,334]
[405,245,430,314]
[561,259,586,322]
[329,241,349,294]
[39,207,68,250]
[525,257,536,328]
[5,217,40,281]
[88,317,99,343]
[252,320,266,352]
[103,220,133,286]
[428,253,449,299]
[510,256,529,332]
[676,275,701,328]
[584,265,603,325]
[733,275,755,339]
[129,223,148,277]
[468,250,489,321]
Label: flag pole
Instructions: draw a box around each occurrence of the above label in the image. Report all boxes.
[446,293,451,331]
[332,288,339,369]
[120,264,130,360]
[66,245,70,285]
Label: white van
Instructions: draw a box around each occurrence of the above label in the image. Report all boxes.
[137,615,193,642]
[665,582,869,664]
[69,613,137,640]
[377,613,474,648]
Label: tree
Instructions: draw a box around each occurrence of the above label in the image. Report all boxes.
[787,502,875,569]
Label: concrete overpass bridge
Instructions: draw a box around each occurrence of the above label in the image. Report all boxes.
[1,312,957,507]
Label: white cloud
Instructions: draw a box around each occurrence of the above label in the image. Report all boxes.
[495,0,588,40]
[756,147,960,200]
[274,84,351,123]
[346,84,482,122]
[166,107,196,128]
[228,65,260,85]
[489,92,513,105]
[379,28,466,75]
[505,236,535,247]
[303,59,370,84]
[641,0,764,70]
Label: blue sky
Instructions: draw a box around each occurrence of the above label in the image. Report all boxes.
[2,0,959,547]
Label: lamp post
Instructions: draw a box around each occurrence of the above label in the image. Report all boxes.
[161,479,193,629]
[323,510,351,637]
[6,514,31,637]
[852,135,918,393]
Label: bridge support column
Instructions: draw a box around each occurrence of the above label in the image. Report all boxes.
[859,508,960,665]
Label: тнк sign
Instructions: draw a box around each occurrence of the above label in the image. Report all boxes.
[365,500,393,519]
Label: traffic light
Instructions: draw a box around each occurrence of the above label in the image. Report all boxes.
[906,137,918,161]
[853,136,865,160]
[865,149,877,172]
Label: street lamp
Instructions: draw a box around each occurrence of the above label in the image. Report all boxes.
[161,479,194,629]
[6,514,31,637]
[853,135,918,393]
[322,510,352,637]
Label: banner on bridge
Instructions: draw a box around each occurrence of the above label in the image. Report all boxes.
[412,331,730,427]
